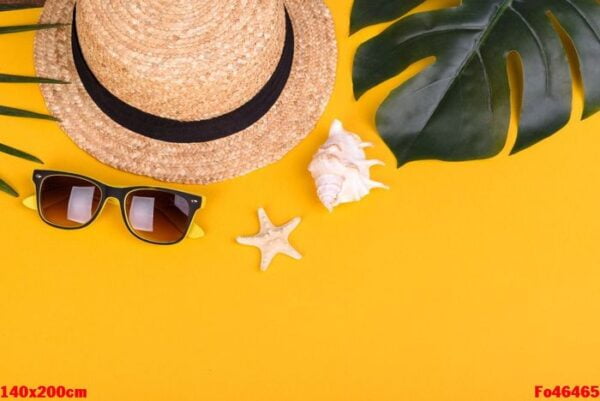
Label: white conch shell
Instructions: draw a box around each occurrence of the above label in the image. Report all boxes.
[309,120,388,211]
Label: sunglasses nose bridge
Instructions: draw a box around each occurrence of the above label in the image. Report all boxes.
[104,187,126,203]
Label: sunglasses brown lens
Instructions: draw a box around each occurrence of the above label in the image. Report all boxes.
[124,189,192,244]
[39,175,103,228]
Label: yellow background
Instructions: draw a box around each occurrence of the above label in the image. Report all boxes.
[1,1,600,400]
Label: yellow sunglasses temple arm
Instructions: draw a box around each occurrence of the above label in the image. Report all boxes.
[187,223,205,239]
[22,195,204,239]
[22,195,37,211]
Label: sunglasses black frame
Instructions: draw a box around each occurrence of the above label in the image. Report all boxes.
[33,169,204,245]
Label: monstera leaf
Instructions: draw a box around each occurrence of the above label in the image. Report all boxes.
[350,0,425,34]
[352,0,600,166]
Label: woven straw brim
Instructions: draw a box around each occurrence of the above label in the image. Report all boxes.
[35,0,337,184]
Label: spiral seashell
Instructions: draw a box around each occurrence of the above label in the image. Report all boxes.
[315,173,344,211]
[308,120,388,211]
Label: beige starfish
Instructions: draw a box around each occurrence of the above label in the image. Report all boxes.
[236,208,302,271]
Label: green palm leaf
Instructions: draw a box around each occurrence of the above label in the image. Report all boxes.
[0,5,41,11]
[0,178,18,197]
[0,23,65,35]
[0,73,67,84]
[0,0,45,12]
[0,105,57,121]
[0,143,43,163]
[352,0,600,166]
[0,0,50,198]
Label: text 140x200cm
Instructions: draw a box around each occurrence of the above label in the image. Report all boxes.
[0,386,87,399]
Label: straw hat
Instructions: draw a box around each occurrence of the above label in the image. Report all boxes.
[34,0,337,184]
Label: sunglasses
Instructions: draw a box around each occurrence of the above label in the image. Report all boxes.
[23,170,205,245]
